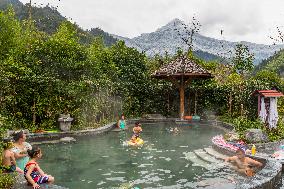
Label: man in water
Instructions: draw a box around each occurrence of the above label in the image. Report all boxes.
[225,148,263,177]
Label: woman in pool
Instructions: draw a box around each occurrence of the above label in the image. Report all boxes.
[12,131,32,171]
[117,114,126,129]
[24,147,54,189]
[225,148,263,177]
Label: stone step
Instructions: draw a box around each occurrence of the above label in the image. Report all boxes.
[194,149,222,164]
[204,147,228,160]
[183,152,211,169]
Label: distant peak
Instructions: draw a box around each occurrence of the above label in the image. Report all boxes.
[155,18,184,33]
[167,18,183,27]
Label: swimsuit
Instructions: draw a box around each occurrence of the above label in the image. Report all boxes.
[12,142,32,170]
[24,162,49,184]
[1,165,16,173]
[119,120,126,129]
[133,127,142,136]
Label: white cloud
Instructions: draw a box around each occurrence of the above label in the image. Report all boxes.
[19,0,284,44]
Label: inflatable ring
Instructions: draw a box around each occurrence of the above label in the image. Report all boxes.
[183,116,192,120]
[127,138,144,146]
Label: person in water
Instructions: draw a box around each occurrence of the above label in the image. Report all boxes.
[1,139,23,173]
[133,122,142,137]
[117,114,126,129]
[224,148,263,177]
[130,135,138,143]
[11,130,32,171]
[24,147,54,189]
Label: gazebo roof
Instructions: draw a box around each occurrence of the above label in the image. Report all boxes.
[152,56,213,79]
[252,90,284,97]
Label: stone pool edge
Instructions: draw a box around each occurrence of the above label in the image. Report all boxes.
[27,122,117,143]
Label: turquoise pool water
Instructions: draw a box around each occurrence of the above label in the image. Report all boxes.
[38,122,240,189]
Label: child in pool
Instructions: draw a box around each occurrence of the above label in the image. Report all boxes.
[1,139,23,174]
[133,122,142,137]
[24,147,54,189]
[130,135,138,143]
[225,148,262,177]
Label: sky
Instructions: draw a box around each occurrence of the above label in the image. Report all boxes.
[19,0,284,45]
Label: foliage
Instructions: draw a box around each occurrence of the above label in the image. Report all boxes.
[0,7,283,145]
[254,49,284,78]
[232,44,254,76]
[0,173,14,189]
[0,0,117,45]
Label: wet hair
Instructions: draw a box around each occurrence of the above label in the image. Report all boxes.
[135,122,141,126]
[2,139,13,150]
[236,148,245,154]
[27,146,41,158]
[13,130,24,142]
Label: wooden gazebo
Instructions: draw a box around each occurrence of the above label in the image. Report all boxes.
[152,55,213,119]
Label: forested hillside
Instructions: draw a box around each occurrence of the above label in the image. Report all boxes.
[0,0,117,46]
[254,49,284,77]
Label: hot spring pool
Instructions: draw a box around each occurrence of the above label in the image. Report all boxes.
[38,122,243,189]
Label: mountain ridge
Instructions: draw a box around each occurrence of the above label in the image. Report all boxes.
[0,0,117,46]
[113,18,284,64]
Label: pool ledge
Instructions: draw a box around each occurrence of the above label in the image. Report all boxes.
[213,140,282,189]
[12,174,68,189]
[27,122,116,143]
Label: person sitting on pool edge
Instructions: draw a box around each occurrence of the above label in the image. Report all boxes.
[1,139,23,174]
[224,148,263,177]
[24,146,54,188]
[133,122,142,137]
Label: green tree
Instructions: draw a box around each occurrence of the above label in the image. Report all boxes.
[232,44,254,76]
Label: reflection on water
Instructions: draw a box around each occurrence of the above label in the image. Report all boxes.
[39,122,240,189]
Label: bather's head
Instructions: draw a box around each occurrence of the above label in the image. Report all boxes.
[236,148,245,159]
[135,122,141,127]
[13,130,26,143]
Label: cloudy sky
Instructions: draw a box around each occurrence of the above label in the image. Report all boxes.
[19,0,284,45]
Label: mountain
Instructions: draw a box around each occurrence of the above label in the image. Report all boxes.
[0,0,117,46]
[254,49,284,77]
[113,19,284,64]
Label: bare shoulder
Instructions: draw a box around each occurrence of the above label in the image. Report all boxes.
[231,155,238,160]
[227,155,238,161]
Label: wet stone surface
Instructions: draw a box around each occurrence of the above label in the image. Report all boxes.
[12,174,68,189]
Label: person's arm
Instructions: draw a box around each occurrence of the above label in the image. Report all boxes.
[10,152,17,166]
[36,164,46,176]
[248,158,263,167]
[26,165,40,189]
[117,120,120,128]
[225,156,237,162]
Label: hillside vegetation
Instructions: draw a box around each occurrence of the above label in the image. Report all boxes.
[0,0,117,46]
[255,49,284,77]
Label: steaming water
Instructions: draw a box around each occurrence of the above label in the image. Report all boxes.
[39,122,241,189]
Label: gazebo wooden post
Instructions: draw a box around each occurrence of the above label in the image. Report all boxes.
[179,77,185,119]
[180,78,191,119]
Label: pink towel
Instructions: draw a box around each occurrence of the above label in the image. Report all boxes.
[212,135,239,151]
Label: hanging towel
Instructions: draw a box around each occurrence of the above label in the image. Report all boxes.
[259,97,267,123]
[268,97,278,129]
